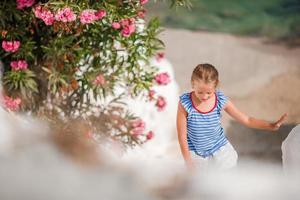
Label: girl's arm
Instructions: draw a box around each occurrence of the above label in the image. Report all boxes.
[224,100,287,131]
[176,101,194,168]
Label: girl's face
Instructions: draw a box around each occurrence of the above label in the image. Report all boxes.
[192,80,216,102]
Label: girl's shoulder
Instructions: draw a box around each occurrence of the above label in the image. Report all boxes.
[179,92,191,99]
[179,92,193,113]
[216,90,226,98]
[216,90,228,110]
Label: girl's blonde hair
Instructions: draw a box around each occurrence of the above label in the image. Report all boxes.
[191,63,219,87]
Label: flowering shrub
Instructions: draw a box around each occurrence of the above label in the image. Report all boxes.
[0,0,188,149]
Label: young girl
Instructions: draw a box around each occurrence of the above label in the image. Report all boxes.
[176,63,287,170]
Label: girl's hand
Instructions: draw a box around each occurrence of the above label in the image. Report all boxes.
[270,113,288,131]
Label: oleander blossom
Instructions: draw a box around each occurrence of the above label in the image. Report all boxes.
[79,9,106,24]
[2,40,20,53]
[34,5,54,25]
[156,96,166,111]
[137,10,146,19]
[112,22,121,29]
[140,0,148,5]
[156,52,165,62]
[16,0,35,9]
[10,60,28,71]
[155,72,171,85]
[148,89,155,101]
[120,18,136,37]
[55,7,76,22]
[95,9,106,20]
[93,74,105,86]
[80,10,96,24]
[33,5,42,17]
[3,96,21,111]
[146,131,154,140]
[131,118,145,137]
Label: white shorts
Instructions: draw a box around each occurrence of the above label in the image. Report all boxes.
[190,142,238,171]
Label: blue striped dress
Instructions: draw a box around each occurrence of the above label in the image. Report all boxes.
[179,90,229,158]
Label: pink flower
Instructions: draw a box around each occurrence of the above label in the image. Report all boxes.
[42,11,55,25]
[95,9,106,20]
[146,131,154,140]
[137,10,146,19]
[34,6,54,25]
[55,7,76,22]
[131,118,146,137]
[120,19,129,27]
[2,41,20,53]
[10,60,28,71]
[156,52,165,62]
[131,127,144,137]
[112,22,121,29]
[79,9,106,24]
[121,26,135,37]
[132,118,145,129]
[128,18,136,24]
[156,96,166,111]
[155,72,171,85]
[93,74,105,86]
[120,18,136,37]
[16,0,35,9]
[148,89,155,101]
[4,96,21,111]
[80,10,96,24]
[33,5,43,18]
[140,0,148,5]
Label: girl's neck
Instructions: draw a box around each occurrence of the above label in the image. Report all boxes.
[192,91,215,104]
[190,91,217,114]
